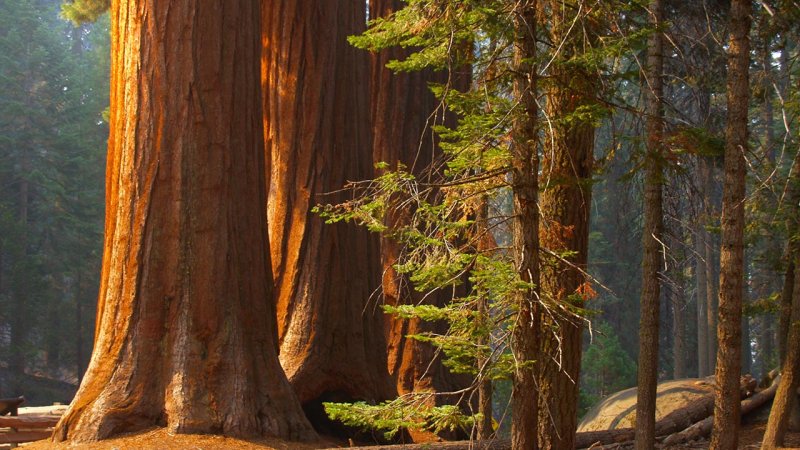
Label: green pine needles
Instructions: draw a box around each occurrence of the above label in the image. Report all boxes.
[316,0,639,439]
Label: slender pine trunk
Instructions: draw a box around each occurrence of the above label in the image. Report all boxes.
[709,0,751,447]
[510,3,540,448]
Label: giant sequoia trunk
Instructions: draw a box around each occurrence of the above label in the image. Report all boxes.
[53,0,315,442]
[709,0,751,447]
[368,1,469,430]
[536,3,596,448]
[262,0,394,413]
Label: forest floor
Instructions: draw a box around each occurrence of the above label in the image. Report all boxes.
[19,423,800,450]
[658,423,800,449]
[22,428,331,450]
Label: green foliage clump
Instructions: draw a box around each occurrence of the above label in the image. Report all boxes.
[61,0,109,25]
[318,0,647,438]
[324,396,477,440]
[579,323,637,417]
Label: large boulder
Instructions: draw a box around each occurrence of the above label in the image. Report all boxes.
[578,377,716,432]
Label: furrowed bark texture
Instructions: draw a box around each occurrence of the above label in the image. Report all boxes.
[369,2,475,442]
[762,126,800,449]
[763,266,800,448]
[710,0,751,447]
[53,0,315,442]
[635,0,664,448]
[369,0,467,412]
[510,3,540,449]
[537,2,596,448]
[262,0,394,407]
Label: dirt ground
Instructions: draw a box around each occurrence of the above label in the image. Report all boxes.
[17,423,800,449]
[22,428,332,450]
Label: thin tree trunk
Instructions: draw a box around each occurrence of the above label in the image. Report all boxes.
[75,272,84,383]
[742,316,752,375]
[666,186,688,379]
[475,188,494,441]
[635,0,664,448]
[703,160,719,374]
[673,284,687,379]
[71,25,87,386]
[536,2,597,448]
[510,3,540,448]
[757,30,779,374]
[10,150,29,395]
[53,0,315,442]
[696,226,709,376]
[761,28,775,164]
[262,0,394,411]
[709,0,751,447]
[743,254,752,376]
[779,261,795,364]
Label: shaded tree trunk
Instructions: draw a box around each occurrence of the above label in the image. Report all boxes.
[709,0,751,447]
[779,261,795,364]
[634,0,664,447]
[536,2,596,447]
[693,85,713,377]
[475,185,494,441]
[370,0,463,401]
[742,316,752,375]
[666,178,688,379]
[763,250,800,449]
[9,150,30,395]
[367,0,472,440]
[75,273,85,383]
[262,0,394,413]
[510,3,540,448]
[756,29,779,374]
[53,0,315,442]
[696,225,709,376]
[673,281,687,379]
[762,131,800,449]
[702,159,719,375]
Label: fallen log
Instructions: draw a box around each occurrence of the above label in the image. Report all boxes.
[325,377,757,450]
[0,430,51,445]
[661,376,780,446]
[574,376,756,449]
[0,415,59,428]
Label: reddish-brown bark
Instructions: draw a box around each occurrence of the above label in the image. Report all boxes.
[262,0,394,411]
[53,0,315,443]
[510,3,541,449]
[635,0,665,448]
[762,125,800,449]
[368,0,468,423]
[536,2,597,448]
[710,0,751,447]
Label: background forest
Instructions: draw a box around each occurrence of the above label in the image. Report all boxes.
[0,0,798,448]
[0,0,107,404]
